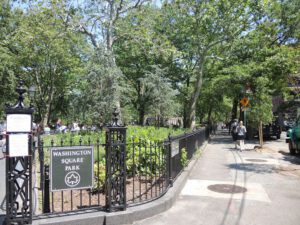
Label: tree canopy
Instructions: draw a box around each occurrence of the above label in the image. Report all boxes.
[0,0,299,129]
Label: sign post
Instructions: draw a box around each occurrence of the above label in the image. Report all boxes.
[5,80,34,225]
[240,97,250,128]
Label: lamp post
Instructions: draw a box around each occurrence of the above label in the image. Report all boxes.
[5,80,34,225]
[28,85,36,108]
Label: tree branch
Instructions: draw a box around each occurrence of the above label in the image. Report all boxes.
[78,24,98,48]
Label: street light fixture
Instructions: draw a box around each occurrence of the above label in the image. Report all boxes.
[28,85,36,108]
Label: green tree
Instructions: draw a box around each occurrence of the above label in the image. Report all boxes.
[72,47,123,126]
[12,1,85,126]
[72,0,150,117]
[114,6,178,125]
[0,0,20,116]
[161,0,251,128]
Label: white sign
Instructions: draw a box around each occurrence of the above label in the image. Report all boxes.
[7,114,32,132]
[171,140,180,157]
[9,134,29,157]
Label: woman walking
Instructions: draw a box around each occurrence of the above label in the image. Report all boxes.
[237,121,247,151]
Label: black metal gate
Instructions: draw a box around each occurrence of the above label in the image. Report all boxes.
[6,156,32,225]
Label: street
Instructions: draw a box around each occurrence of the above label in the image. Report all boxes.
[134,131,300,225]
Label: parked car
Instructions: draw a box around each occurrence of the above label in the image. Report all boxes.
[284,120,295,131]
[254,122,281,139]
[265,123,281,139]
[286,115,300,155]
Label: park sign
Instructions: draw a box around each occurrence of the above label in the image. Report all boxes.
[50,146,94,191]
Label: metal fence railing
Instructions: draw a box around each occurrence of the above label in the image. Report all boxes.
[33,126,211,218]
[36,138,106,215]
[169,127,210,181]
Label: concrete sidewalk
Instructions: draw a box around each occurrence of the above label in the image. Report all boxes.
[134,132,300,225]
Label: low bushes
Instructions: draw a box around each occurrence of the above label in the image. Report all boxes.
[40,126,188,192]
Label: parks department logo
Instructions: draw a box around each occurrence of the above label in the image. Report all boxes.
[65,171,81,187]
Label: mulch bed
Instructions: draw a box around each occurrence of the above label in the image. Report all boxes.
[40,176,167,213]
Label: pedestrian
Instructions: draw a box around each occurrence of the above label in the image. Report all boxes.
[237,121,247,151]
[231,119,238,149]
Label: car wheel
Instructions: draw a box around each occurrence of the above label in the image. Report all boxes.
[289,141,296,155]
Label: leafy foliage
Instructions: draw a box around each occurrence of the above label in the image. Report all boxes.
[180,148,188,168]
[10,1,86,126]
[1,0,299,135]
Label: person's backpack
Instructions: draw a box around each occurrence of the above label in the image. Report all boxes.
[232,123,238,134]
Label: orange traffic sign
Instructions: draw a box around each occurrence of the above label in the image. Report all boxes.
[240,97,249,107]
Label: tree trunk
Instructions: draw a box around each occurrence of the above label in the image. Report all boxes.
[259,121,263,147]
[183,100,188,128]
[42,89,54,127]
[186,60,204,129]
[139,108,145,126]
[42,102,52,128]
[231,98,239,121]
[207,105,213,124]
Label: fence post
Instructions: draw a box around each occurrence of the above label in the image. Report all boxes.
[105,109,127,212]
[5,80,34,225]
[168,135,173,187]
[38,138,44,197]
[43,165,50,213]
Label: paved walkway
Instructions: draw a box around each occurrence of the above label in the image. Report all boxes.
[134,131,300,225]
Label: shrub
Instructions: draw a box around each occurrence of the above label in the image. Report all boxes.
[126,141,166,178]
[93,159,106,191]
[180,148,188,167]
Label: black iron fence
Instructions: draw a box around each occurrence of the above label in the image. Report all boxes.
[33,126,211,218]
[168,127,209,182]
[36,137,107,215]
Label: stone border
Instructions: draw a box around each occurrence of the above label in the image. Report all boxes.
[32,140,209,225]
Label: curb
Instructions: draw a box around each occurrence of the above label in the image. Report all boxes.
[33,141,209,225]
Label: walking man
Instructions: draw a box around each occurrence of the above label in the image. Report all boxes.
[231,119,238,149]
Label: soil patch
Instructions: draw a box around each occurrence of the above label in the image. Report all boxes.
[39,176,167,214]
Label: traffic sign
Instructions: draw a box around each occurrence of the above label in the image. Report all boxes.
[240,97,249,107]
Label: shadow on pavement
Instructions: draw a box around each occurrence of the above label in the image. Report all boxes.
[227,163,275,174]
[278,151,300,164]
[209,133,233,144]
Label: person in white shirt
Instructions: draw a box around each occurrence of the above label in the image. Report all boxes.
[236,121,247,151]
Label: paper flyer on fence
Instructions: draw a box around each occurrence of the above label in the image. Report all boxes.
[9,134,29,157]
[7,114,31,132]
